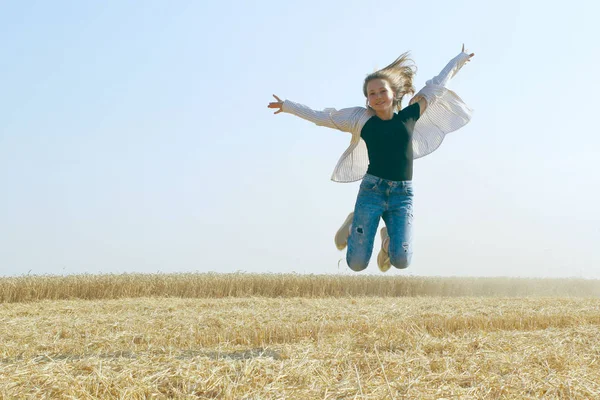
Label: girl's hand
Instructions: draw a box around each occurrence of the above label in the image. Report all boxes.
[268,94,284,114]
[462,44,475,61]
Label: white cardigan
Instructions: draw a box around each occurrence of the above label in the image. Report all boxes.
[281,52,473,183]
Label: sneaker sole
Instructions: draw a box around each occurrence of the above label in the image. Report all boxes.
[377,250,391,272]
[334,212,354,250]
[377,227,391,272]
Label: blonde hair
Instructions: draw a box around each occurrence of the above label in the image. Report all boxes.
[363,52,416,112]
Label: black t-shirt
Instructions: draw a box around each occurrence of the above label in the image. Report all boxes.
[360,103,420,181]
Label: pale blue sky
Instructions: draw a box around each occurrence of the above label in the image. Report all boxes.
[1,0,598,277]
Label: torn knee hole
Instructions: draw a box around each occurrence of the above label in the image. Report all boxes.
[356,227,364,234]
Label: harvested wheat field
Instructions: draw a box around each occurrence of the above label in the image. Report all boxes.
[1,274,600,399]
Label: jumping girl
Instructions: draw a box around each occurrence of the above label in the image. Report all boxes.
[268,45,475,272]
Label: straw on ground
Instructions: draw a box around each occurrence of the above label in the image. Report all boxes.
[1,273,599,399]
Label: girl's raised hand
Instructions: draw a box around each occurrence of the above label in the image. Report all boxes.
[462,44,475,61]
[268,94,284,114]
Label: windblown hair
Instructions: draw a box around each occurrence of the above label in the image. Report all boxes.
[363,52,416,112]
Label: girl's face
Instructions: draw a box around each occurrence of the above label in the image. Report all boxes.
[366,79,395,112]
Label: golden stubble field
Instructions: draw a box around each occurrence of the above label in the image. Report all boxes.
[1,273,599,399]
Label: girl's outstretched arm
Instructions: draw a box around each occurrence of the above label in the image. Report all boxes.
[411,44,475,116]
[267,94,370,135]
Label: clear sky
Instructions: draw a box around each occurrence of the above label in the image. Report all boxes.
[1,0,598,278]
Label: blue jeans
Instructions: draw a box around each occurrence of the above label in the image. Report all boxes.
[346,174,414,271]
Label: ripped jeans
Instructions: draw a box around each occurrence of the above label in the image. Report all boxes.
[346,174,414,271]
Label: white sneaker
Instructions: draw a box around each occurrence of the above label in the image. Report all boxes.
[377,227,391,272]
[334,212,354,250]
